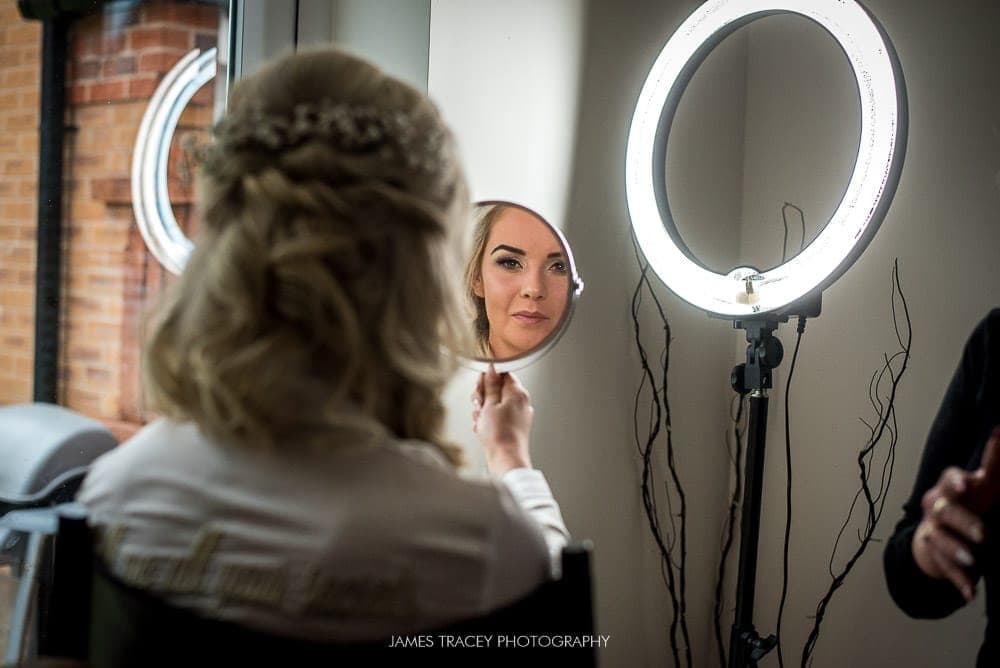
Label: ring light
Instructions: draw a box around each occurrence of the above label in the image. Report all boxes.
[132,48,217,275]
[625,0,906,317]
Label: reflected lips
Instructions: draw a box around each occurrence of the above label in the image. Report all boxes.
[512,311,549,324]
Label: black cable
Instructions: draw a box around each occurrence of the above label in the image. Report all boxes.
[800,259,911,667]
[775,315,806,668]
[781,203,806,263]
[714,393,747,667]
[630,264,682,668]
[630,231,692,668]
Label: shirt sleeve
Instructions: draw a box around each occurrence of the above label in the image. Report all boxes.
[500,468,571,568]
[883,309,999,618]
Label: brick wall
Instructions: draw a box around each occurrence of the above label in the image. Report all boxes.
[0,5,41,405]
[0,1,222,443]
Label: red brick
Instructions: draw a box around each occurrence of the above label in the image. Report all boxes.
[67,345,102,362]
[90,177,131,203]
[90,80,126,104]
[4,112,35,131]
[17,134,37,153]
[70,83,90,105]
[0,246,32,263]
[138,51,182,74]
[2,335,27,348]
[100,33,127,55]
[101,55,137,77]
[4,158,33,175]
[65,388,102,416]
[4,68,37,88]
[4,24,39,47]
[102,419,139,443]
[71,32,99,60]
[0,48,23,68]
[130,26,189,51]
[73,152,105,170]
[145,4,222,31]
[86,366,111,383]
[128,75,160,100]
[1,201,33,219]
[72,59,101,80]
[73,105,112,126]
[19,89,38,109]
[0,379,31,404]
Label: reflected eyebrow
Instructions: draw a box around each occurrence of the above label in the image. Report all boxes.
[547,252,565,259]
[490,244,525,255]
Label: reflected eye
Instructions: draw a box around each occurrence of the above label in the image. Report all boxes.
[549,260,568,274]
[495,256,522,271]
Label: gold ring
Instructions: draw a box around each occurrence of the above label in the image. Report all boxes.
[932,497,949,516]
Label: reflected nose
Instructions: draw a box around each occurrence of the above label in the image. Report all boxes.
[521,273,546,300]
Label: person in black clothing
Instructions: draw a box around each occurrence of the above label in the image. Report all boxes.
[884,308,1000,668]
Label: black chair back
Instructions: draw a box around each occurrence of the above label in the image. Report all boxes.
[88,542,598,667]
[3,505,599,668]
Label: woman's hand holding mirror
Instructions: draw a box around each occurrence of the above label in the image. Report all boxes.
[472,366,533,476]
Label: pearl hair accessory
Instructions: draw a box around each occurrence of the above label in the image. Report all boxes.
[200,101,447,178]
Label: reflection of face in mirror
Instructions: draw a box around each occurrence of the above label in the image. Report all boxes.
[466,204,570,360]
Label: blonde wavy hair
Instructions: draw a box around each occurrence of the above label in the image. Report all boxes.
[142,48,471,466]
[464,203,509,357]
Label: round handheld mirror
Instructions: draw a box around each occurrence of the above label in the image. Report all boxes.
[461,200,584,372]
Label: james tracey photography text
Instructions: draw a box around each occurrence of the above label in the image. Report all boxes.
[388,634,611,649]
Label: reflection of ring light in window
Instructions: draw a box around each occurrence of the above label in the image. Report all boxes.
[131,48,216,275]
[625,1,906,317]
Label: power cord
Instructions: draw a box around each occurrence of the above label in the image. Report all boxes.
[714,393,747,667]
[630,232,692,668]
[775,315,807,668]
[800,259,911,666]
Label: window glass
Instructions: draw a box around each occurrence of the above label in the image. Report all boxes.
[0,1,229,442]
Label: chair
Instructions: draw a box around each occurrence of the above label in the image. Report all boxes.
[2,507,599,667]
[1,494,93,666]
[0,403,116,666]
[0,404,116,501]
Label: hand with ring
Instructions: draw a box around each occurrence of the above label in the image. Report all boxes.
[912,426,1000,600]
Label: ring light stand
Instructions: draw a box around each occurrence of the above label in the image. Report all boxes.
[624,1,907,666]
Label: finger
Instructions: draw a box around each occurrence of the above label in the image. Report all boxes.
[475,373,485,402]
[973,426,1000,511]
[926,534,976,601]
[502,371,530,399]
[925,519,977,570]
[935,498,985,544]
[482,365,502,405]
[941,467,968,496]
[922,483,959,516]
[982,426,1000,481]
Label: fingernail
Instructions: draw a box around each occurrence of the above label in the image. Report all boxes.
[965,586,975,601]
[957,548,975,567]
[971,526,984,543]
